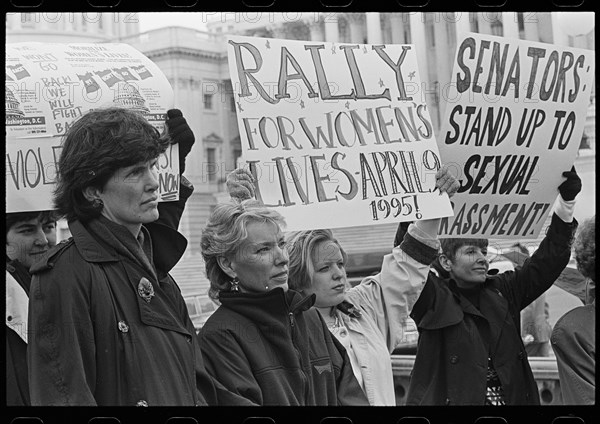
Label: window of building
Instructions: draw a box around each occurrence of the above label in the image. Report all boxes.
[206,148,216,182]
[21,13,35,28]
[204,94,214,110]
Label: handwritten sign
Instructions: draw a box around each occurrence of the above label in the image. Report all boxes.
[227,35,453,231]
[438,33,595,239]
[5,42,178,212]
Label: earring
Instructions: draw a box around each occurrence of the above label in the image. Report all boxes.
[230,277,240,292]
[92,198,104,209]
[265,284,269,291]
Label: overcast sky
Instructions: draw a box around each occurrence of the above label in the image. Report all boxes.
[139,12,209,32]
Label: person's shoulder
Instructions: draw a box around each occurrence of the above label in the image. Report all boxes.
[30,238,76,275]
[555,304,595,330]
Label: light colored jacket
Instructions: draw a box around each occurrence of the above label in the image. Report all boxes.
[340,223,439,405]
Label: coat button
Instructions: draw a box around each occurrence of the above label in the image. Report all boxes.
[136,400,148,407]
[118,321,129,333]
[450,355,459,364]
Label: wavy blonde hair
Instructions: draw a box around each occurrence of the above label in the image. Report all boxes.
[200,199,286,300]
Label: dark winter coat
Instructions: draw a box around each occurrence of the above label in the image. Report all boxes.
[198,288,369,406]
[5,257,33,406]
[27,183,220,406]
[407,213,577,405]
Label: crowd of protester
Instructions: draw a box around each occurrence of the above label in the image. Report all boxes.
[6,107,594,406]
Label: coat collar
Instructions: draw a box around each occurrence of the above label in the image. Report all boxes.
[69,219,186,273]
[415,275,510,349]
[219,288,315,323]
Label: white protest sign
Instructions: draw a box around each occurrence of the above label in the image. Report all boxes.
[437,33,594,239]
[5,42,179,213]
[227,35,453,231]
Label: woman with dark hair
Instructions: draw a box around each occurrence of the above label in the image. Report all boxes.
[27,107,219,405]
[198,200,369,406]
[551,215,595,404]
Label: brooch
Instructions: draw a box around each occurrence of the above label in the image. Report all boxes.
[137,277,155,303]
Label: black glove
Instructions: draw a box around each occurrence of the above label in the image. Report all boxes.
[558,166,581,201]
[166,109,195,174]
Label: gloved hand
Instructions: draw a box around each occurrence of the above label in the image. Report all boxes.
[226,168,255,202]
[558,166,581,201]
[166,109,195,175]
[434,165,460,198]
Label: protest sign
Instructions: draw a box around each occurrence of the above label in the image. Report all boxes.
[437,33,594,239]
[5,42,178,212]
[227,35,453,231]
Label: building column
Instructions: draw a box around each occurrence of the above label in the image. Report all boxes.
[366,12,382,44]
[550,13,569,47]
[389,13,405,44]
[477,12,492,35]
[502,12,520,39]
[433,20,452,119]
[324,18,339,43]
[344,13,365,43]
[409,13,428,77]
[453,11,470,38]
[523,15,539,41]
[306,20,324,41]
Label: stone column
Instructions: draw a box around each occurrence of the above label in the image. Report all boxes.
[306,20,324,42]
[324,17,339,43]
[523,14,540,41]
[389,13,405,44]
[433,19,452,119]
[366,12,382,44]
[453,11,470,38]
[477,12,493,35]
[409,13,428,78]
[502,12,520,39]
[344,13,365,43]
[550,13,569,47]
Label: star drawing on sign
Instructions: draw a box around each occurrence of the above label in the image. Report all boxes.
[252,128,257,135]
[237,102,243,112]
[408,71,416,81]
[331,44,336,54]
[300,100,305,109]
[363,45,368,54]
[378,78,384,87]
[265,40,271,49]
[345,101,350,109]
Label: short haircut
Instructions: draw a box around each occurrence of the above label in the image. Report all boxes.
[573,216,595,283]
[200,200,286,300]
[286,229,348,293]
[6,210,57,234]
[53,107,170,222]
[440,238,488,261]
